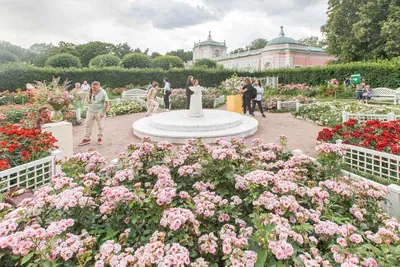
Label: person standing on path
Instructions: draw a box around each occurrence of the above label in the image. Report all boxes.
[81,81,91,92]
[239,78,254,116]
[355,78,366,103]
[252,79,266,118]
[78,81,109,146]
[185,76,194,110]
[146,82,160,116]
[163,78,171,111]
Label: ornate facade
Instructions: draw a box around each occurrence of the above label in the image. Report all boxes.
[192,27,336,71]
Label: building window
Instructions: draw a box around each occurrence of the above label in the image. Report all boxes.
[215,50,219,57]
[294,65,301,68]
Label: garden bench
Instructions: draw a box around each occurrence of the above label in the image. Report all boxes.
[370,87,398,104]
[121,88,147,101]
[121,88,167,109]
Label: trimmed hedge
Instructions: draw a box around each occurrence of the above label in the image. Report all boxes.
[45,53,82,68]
[0,64,262,91]
[263,60,400,88]
[152,55,184,70]
[121,53,152,69]
[89,54,120,68]
[1,59,399,91]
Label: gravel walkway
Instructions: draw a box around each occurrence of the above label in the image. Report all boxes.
[73,109,325,160]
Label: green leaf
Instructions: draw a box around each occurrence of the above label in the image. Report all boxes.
[255,250,268,267]
[21,252,35,265]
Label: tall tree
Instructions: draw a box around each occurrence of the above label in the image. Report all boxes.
[323,0,398,62]
[230,48,245,54]
[380,0,400,58]
[246,38,268,50]
[297,36,326,48]
[151,52,161,59]
[114,43,132,58]
[166,49,193,62]
[28,43,54,66]
[76,41,116,66]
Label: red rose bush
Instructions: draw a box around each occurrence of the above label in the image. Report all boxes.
[1,138,400,266]
[0,124,58,171]
[318,119,400,155]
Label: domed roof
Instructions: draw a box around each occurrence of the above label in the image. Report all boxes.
[267,26,297,46]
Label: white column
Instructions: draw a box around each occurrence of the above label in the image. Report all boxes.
[388,112,395,121]
[42,122,73,158]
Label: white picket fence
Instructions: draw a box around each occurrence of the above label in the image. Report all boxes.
[0,150,62,193]
[293,148,400,218]
[335,140,400,184]
[342,111,400,122]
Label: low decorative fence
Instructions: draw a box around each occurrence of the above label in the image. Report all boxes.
[342,111,400,122]
[293,148,400,218]
[277,100,300,111]
[336,140,400,184]
[0,150,62,193]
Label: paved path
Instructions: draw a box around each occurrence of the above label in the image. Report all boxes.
[73,110,325,161]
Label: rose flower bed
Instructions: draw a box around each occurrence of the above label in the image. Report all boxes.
[0,124,58,170]
[1,138,400,266]
[317,119,400,155]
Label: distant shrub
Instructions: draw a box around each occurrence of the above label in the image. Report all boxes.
[89,54,120,68]
[152,55,184,70]
[45,53,82,68]
[121,53,152,69]
[193,58,217,68]
[0,50,18,64]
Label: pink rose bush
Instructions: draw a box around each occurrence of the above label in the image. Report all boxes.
[1,138,400,266]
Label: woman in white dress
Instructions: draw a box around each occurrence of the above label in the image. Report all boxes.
[188,79,204,117]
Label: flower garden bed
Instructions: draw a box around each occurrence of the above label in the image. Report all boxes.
[0,124,58,171]
[317,119,400,155]
[317,119,400,184]
[1,138,400,266]
[293,101,400,127]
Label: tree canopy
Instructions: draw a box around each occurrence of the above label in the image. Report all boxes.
[296,36,326,48]
[166,49,193,62]
[322,0,400,62]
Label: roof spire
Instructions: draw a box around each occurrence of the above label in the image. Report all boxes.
[208,31,212,40]
[279,26,285,37]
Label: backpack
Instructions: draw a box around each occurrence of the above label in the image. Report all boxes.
[248,85,257,100]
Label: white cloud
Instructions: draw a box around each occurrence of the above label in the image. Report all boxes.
[0,0,328,53]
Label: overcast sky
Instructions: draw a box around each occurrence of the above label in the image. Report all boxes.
[0,0,328,54]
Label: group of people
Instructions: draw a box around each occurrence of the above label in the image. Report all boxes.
[343,76,372,103]
[146,76,203,117]
[239,78,266,118]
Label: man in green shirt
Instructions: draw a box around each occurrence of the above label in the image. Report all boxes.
[78,81,109,146]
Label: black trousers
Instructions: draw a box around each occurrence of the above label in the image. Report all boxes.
[164,91,171,109]
[242,96,252,114]
[252,100,264,114]
[185,94,191,109]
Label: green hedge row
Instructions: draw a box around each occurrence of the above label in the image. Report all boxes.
[263,60,400,88]
[1,60,399,91]
[0,64,262,91]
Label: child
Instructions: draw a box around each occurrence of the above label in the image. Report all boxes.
[146,82,160,116]
[36,106,53,129]
[363,85,371,104]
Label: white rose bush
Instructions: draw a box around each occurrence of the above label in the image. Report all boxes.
[293,101,400,127]
[1,137,400,266]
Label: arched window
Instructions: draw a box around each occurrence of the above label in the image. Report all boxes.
[264,62,272,69]
[214,50,220,57]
